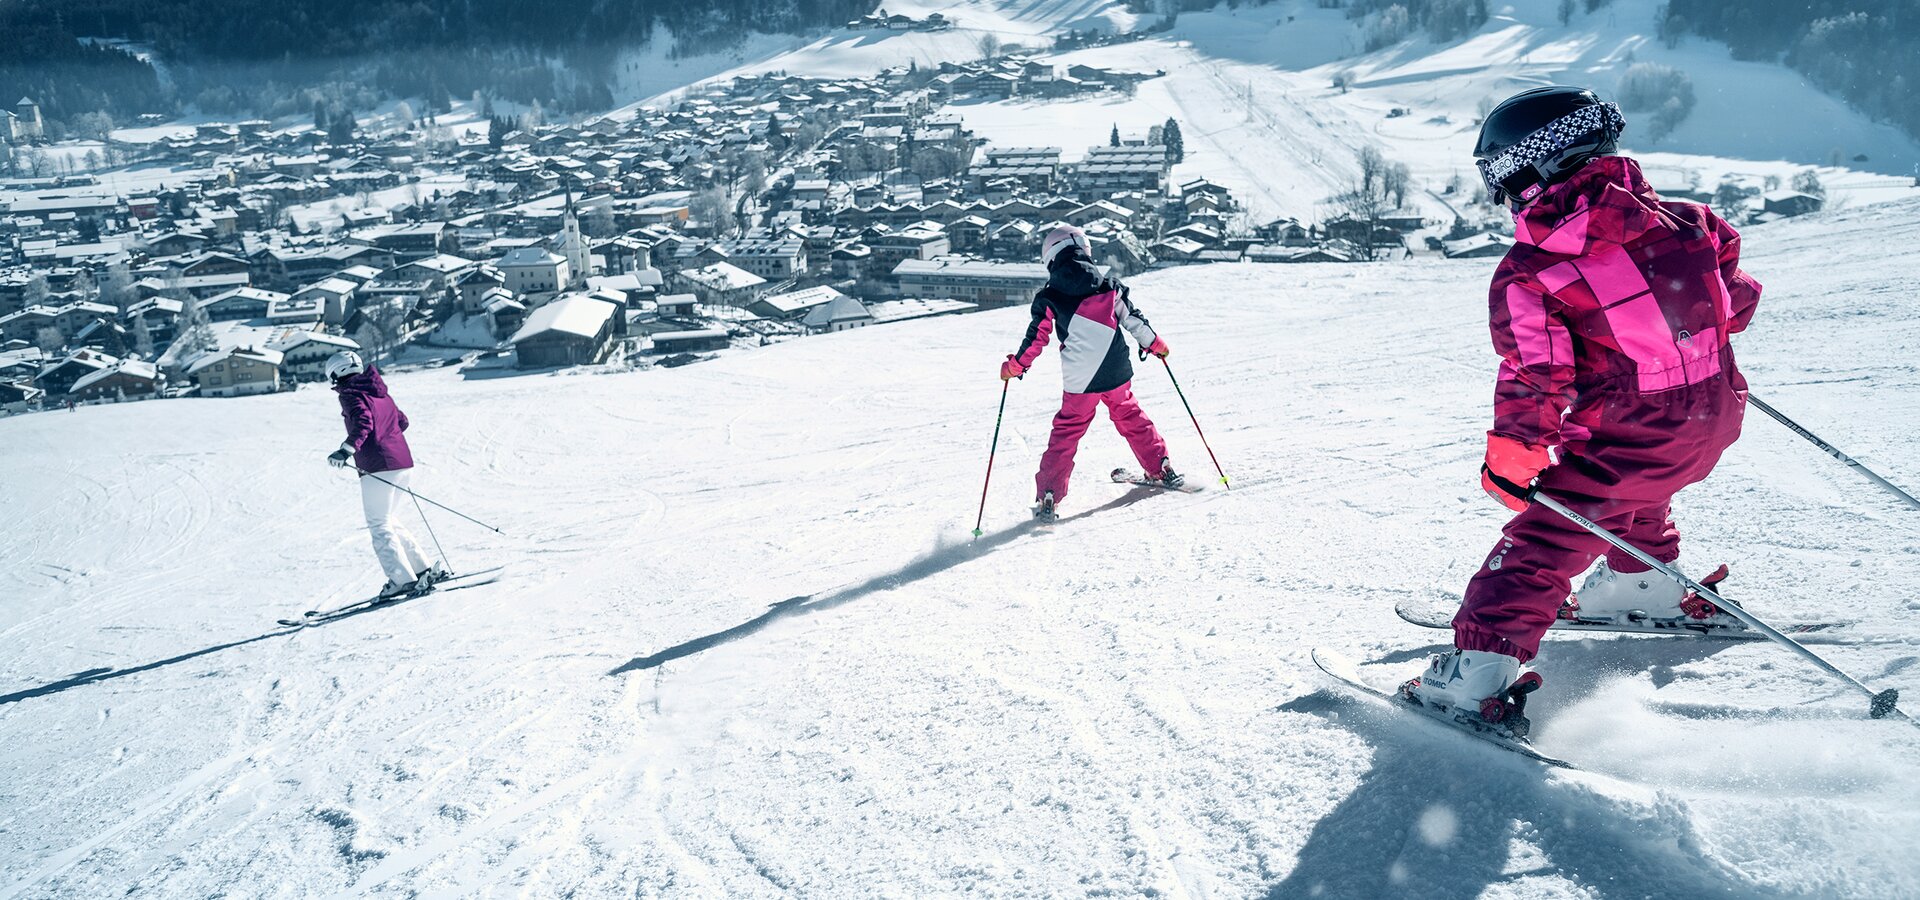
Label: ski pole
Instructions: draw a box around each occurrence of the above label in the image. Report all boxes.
[407,487,451,570]
[973,380,1010,538]
[1156,356,1230,489]
[1486,470,1908,723]
[1750,394,1920,511]
[358,469,507,536]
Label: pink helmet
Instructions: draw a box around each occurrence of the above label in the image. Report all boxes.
[1040,224,1090,266]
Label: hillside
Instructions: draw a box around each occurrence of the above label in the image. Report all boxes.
[4,194,1919,895]
[660,0,1920,224]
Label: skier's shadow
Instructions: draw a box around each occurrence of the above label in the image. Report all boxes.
[1269,691,1771,899]
[0,592,434,706]
[609,490,1162,675]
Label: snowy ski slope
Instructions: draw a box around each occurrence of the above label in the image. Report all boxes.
[5,193,1920,895]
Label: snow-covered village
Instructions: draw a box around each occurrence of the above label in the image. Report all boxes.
[3,0,1920,896]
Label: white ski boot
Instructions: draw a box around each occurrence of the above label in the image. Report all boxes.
[1568,557,1686,623]
[1563,558,1736,626]
[1033,491,1058,523]
[1401,649,1544,739]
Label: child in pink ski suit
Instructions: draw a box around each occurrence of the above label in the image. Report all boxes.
[1001,225,1174,507]
[1457,152,1761,663]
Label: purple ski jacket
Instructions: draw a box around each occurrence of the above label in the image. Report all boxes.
[333,366,414,473]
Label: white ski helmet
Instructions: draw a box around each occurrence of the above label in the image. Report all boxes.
[1040,224,1091,266]
[325,350,365,381]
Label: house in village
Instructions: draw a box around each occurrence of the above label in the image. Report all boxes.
[672,261,766,308]
[801,295,874,333]
[509,295,619,368]
[648,328,730,354]
[497,247,571,297]
[68,359,160,402]
[188,346,284,397]
[273,331,363,381]
[747,285,848,321]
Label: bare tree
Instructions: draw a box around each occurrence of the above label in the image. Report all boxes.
[976,33,1002,61]
[1383,162,1413,209]
[1335,179,1392,261]
[1356,145,1386,195]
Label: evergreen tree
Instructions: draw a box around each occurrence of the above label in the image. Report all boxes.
[1163,117,1184,163]
[487,115,508,149]
[313,100,329,133]
[1110,124,1120,147]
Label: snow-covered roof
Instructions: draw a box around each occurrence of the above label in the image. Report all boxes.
[269,331,360,353]
[70,359,158,394]
[756,285,846,315]
[186,346,284,375]
[498,247,565,269]
[802,296,872,328]
[510,296,617,344]
[677,261,766,291]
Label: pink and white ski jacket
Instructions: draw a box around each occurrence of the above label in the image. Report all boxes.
[1013,260,1158,395]
[1488,155,1761,450]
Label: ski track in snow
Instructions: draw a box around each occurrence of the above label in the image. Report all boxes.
[4,195,1920,895]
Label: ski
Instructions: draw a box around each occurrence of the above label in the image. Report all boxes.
[279,566,504,628]
[1109,468,1203,493]
[1310,648,1576,770]
[1393,597,1848,642]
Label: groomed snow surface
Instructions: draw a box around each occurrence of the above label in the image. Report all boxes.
[5,194,1920,896]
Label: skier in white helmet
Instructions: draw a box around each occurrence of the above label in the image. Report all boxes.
[1002,224,1178,521]
[324,350,446,598]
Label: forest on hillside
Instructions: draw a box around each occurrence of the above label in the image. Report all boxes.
[0,0,871,133]
[1661,2,1919,145]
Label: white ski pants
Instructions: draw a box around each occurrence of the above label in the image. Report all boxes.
[361,468,435,585]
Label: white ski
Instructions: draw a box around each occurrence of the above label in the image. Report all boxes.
[1109,467,1203,492]
[279,566,504,628]
[1310,648,1575,770]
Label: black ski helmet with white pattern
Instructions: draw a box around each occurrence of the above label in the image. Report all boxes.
[1474,86,1625,207]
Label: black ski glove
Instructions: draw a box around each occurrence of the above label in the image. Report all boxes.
[328,447,352,468]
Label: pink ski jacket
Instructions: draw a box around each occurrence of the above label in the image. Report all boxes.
[1488,155,1761,449]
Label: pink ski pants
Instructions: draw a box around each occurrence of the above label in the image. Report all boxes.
[1035,382,1168,502]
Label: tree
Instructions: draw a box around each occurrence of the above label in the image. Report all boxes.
[1617,63,1695,142]
[1356,145,1386,194]
[313,100,330,133]
[1382,161,1412,209]
[1558,0,1576,24]
[1334,181,1392,261]
[100,261,135,314]
[1110,124,1121,147]
[488,115,509,149]
[1790,169,1826,199]
[1711,179,1749,213]
[1163,118,1185,163]
[393,101,416,131]
[23,273,49,308]
[976,33,1002,60]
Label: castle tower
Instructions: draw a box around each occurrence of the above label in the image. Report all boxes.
[15,98,43,141]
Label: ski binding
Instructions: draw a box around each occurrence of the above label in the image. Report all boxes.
[1311,648,1574,769]
[1110,467,1202,492]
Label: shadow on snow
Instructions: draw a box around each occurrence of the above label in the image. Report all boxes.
[609,489,1162,675]
[1269,686,1778,899]
[0,591,439,706]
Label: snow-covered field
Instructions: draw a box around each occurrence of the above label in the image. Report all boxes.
[5,191,1920,895]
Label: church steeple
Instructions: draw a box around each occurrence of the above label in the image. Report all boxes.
[558,184,588,289]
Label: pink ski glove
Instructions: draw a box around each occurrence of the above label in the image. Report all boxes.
[1481,434,1553,512]
[1000,355,1026,381]
[1147,336,1170,359]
